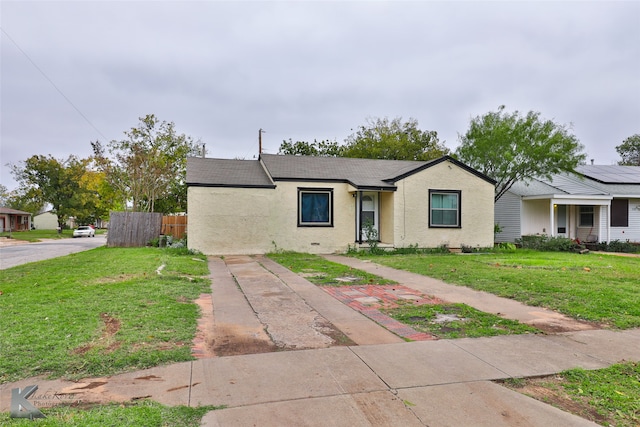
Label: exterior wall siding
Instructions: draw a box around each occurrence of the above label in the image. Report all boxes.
[610,198,640,242]
[521,200,551,236]
[393,160,494,249]
[188,186,275,255]
[379,192,394,244]
[494,191,522,243]
[188,182,357,255]
[33,212,59,230]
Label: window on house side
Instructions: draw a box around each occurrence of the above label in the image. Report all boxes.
[298,189,333,227]
[611,199,629,227]
[579,206,594,227]
[429,190,461,228]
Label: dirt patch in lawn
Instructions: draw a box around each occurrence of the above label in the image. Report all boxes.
[499,376,609,426]
[71,313,121,355]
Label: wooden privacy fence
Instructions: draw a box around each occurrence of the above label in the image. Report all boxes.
[107,212,162,247]
[161,215,187,240]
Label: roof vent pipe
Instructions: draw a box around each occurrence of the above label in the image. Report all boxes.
[591,159,594,165]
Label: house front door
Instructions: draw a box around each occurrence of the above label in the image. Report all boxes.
[360,192,379,241]
[556,205,567,236]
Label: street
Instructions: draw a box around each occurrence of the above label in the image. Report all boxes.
[0,234,107,269]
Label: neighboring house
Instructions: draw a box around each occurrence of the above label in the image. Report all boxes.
[495,165,640,244]
[0,207,32,232]
[186,154,496,255]
[33,211,59,229]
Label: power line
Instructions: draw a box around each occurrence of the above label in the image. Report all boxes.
[0,27,108,141]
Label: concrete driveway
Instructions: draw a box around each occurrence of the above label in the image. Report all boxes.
[0,234,107,269]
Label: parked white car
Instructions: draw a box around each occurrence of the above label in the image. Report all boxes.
[73,226,95,238]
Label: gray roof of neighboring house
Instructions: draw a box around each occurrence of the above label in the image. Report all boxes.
[508,174,608,197]
[187,154,495,190]
[507,165,640,198]
[576,165,640,184]
[0,207,31,215]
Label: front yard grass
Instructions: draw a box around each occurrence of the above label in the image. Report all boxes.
[501,361,639,427]
[0,246,210,384]
[354,250,640,329]
[0,401,222,427]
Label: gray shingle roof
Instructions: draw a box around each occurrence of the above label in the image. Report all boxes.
[187,154,495,190]
[260,154,434,189]
[186,157,275,188]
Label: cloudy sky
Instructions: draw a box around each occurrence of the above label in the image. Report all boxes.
[1,0,639,191]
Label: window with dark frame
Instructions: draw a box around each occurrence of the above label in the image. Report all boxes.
[429,190,461,228]
[611,199,629,227]
[298,188,333,227]
[579,206,594,227]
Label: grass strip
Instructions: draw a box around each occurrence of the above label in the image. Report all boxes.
[267,251,395,286]
[502,362,639,427]
[0,401,222,426]
[384,303,539,339]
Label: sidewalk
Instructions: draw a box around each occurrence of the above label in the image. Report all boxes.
[2,255,638,426]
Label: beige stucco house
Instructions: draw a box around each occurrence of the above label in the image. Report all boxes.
[187,154,496,255]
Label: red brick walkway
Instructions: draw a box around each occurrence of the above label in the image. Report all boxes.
[322,284,445,341]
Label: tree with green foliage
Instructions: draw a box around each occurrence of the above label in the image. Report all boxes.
[92,114,200,213]
[616,134,640,166]
[277,117,448,161]
[9,155,92,227]
[455,106,586,202]
[0,184,8,206]
[343,117,449,161]
[278,139,344,156]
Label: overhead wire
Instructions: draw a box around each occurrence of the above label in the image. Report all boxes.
[0,27,108,141]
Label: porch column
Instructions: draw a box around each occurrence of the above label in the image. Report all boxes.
[606,203,611,243]
[549,200,555,237]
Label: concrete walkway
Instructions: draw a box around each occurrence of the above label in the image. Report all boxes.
[1,255,638,426]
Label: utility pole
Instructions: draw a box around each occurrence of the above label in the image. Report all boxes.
[259,128,265,155]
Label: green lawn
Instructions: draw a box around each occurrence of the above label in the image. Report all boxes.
[0,401,221,427]
[0,229,106,242]
[268,251,396,286]
[502,361,639,427]
[353,250,640,329]
[0,246,210,384]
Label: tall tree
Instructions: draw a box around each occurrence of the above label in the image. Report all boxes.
[455,106,586,202]
[278,139,344,156]
[342,117,449,161]
[0,184,8,206]
[9,155,91,227]
[92,114,200,213]
[616,134,640,166]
